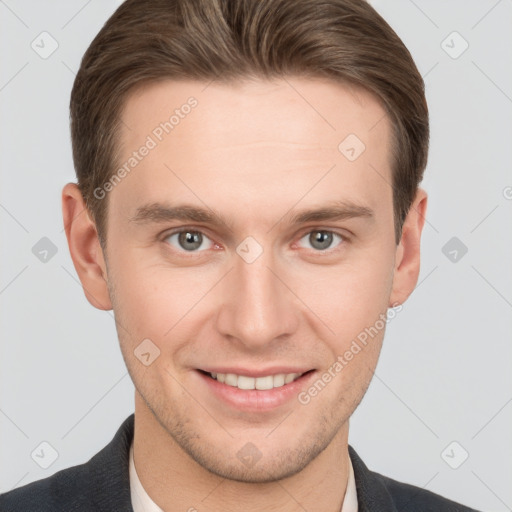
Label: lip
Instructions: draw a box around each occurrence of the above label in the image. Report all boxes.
[199,367,314,378]
[195,368,317,412]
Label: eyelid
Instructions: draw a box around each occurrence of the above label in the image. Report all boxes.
[295,225,352,241]
[161,225,351,257]
[161,226,217,254]
[293,227,350,253]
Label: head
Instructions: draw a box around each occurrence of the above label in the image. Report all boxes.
[63,0,428,483]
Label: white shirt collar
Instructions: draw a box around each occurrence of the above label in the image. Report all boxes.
[129,441,358,511]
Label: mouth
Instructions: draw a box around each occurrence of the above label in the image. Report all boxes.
[198,369,314,390]
[196,368,317,412]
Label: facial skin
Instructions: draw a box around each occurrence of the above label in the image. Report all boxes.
[63,77,427,511]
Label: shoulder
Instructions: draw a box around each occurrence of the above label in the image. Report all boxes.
[373,470,480,512]
[0,414,135,512]
[0,462,92,511]
[348,445,481,512]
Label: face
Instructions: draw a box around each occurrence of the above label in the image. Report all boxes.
[86,77,406,482]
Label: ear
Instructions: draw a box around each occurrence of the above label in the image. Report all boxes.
[389,187,428,307]
[62,183,112,311]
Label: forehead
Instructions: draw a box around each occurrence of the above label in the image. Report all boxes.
[121,76,389,147]
[112,77,392,225]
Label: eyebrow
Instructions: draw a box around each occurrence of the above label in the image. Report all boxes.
[129,200,374,231]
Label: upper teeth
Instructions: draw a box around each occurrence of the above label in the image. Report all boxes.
[210,372,302,390]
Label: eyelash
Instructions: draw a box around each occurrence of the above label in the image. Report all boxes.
[161,227,350,257]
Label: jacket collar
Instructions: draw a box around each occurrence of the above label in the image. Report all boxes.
[348,445,398,511]
[89,414,397,511]
[88,413,134,511]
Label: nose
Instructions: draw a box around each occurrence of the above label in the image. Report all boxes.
[215,247,299,351]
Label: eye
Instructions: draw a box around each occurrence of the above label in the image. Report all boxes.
[297,230,345,252]
[164,230,214,252]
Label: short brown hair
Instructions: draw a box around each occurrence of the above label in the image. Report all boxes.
[70,0,429,246]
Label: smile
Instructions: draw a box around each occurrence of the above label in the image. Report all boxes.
[209,372,304,390]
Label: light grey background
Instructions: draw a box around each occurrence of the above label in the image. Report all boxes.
[0,1,511,510]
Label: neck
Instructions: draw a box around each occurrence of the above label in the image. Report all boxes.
[132,392,350,512]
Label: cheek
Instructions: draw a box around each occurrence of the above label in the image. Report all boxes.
[295,255,393,341]
[107,250,215,344]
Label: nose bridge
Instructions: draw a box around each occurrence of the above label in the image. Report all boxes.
[216,244,298,348]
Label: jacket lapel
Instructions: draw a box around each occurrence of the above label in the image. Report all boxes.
[348,445,398,512]
[88,413,135,511]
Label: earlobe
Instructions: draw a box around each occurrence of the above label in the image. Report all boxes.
[62,183,112,311]
[389,188,428,307]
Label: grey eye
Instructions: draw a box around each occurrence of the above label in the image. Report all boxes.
[165,231,211,252]
[179,231,202,251]
[298,230,343,251]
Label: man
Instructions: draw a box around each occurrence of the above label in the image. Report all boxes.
[0,0,480,510]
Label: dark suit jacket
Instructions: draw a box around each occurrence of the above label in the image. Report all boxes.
[0,414,480,511]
